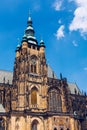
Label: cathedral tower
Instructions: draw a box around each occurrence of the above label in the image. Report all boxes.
[12,16,48,112]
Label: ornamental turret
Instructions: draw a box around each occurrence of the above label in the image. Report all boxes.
[40,39,45,47]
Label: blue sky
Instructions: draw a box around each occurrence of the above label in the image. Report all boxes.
[0,0,87,92]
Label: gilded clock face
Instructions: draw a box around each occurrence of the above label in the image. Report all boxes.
[31,58,36,65]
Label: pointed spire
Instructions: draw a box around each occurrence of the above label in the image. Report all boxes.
[27,10,32,26]
[60,73,63,80]
[26,17,34,34]
[27,17,32,27]
[24,13,38,45]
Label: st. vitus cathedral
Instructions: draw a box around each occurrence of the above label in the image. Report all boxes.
[0,15,87,130]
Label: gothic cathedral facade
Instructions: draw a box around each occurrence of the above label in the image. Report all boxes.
[0,15,87,130]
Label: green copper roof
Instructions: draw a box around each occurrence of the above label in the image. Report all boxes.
[22,33,27,42]
[27,16,32,27]
[40,39,45,47]
[22,16,38,45]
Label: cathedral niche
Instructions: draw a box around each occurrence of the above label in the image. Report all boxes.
[48,88,62,112]
[31,87,38,107]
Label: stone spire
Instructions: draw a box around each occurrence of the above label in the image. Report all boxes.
[22,15,38,45]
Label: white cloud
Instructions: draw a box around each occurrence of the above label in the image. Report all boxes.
[84,67,87,71]
[58,19,62,24]
[69,0,87,37]
[72,40,78,47]
[55,25,65,40]
[53,0,63,11]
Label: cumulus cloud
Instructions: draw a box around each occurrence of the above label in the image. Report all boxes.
[55,25,65,40]
[69,0,87,37]
[72,40,78,47]
[52,0,63,11]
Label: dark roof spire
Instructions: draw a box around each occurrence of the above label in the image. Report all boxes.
[27,15,32,27]
[27,10,32,26]
[40,39,45,47]
[22,14,38,45]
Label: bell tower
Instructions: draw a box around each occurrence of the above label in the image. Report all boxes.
[12,16,48,112]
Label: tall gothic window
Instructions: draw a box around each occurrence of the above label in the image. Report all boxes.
[31,87,37,106]
[31,120,38,130]
[48,88,62,112]
[31,58,37,73]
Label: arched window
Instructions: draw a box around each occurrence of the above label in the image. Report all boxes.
[31,58,37,73]
[31,88,37,106]
[48,88,62,112]
[31,120,38,130]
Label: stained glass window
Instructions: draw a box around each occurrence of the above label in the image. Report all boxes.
[49,89,62,112]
